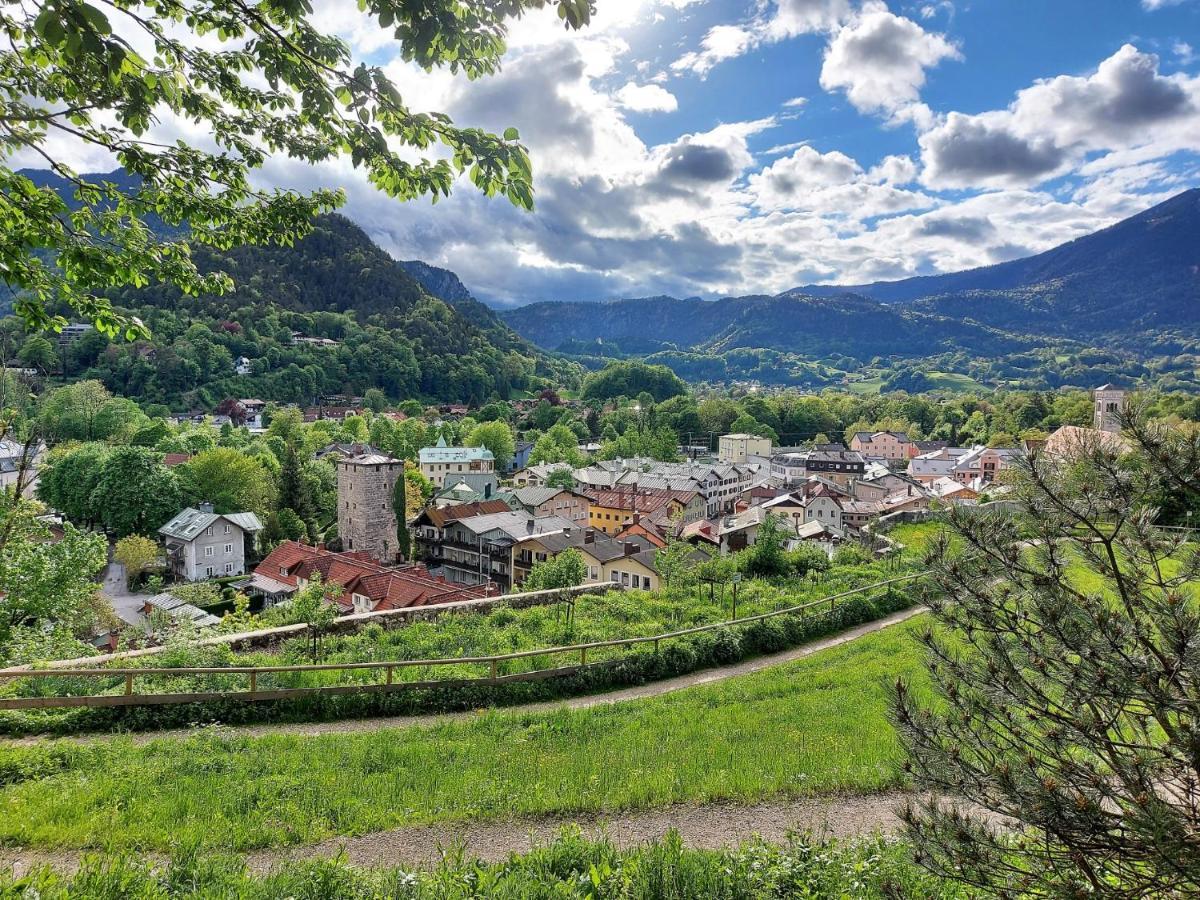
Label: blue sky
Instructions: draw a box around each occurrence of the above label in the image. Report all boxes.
[37,0,1199,306]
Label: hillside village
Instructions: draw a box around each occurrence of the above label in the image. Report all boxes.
[0,384,1125,635]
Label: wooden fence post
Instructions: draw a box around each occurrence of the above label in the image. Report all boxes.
[124,674,133,696]
[249,672,257,694]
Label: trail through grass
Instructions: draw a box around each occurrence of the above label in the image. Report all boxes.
[0,620,927,852]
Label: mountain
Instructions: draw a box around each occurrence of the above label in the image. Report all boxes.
[398,260,475,304]
[502,189,1200,368]
[796,189,1200,342]
[502,291,1033,361]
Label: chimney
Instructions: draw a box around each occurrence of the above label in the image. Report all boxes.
[624,541,638,556]
[584,530,595,544]
[199,501,215,514]
[526,518,535,533]
[632,513,641,526]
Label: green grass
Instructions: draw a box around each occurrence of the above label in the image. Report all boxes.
[925,372,985,393]
[0,619,927,852]
[887,522,946,556]
[0,830,968,898]
[6,562,914,704]
[845,376,884,395]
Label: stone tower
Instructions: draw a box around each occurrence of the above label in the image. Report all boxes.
[1093,384,1127,434]
[337,452,403,562]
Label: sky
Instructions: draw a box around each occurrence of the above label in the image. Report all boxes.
[25,0,1200,306]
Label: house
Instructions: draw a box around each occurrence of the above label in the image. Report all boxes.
[718,433,772,464]
[770,445,865,487]
[585,486,705,535]
[931,477,980,504]
[850,431,913,461]
[412,500,514,568]
[418,436,495,488]
[511,462,574,487]
[438,511,577,590]
[499,486,590,523]
[512,528,681,591]
[245,541,495,612]
[573,458,764,518]
[234,356,253,376]
[839,499,886,530]
[907,446,974,483]
[55,323,93,345]
[763,484,846,532]
[158,504,264,581]
[508,440,534,474]
[951,446,1022,485]
[433,473,501,507]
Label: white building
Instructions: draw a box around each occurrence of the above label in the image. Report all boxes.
[418,436,496,488]
[718,433,772,464]
[159,504,264,581]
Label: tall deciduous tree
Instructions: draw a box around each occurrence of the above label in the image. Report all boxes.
[182,448,276,518]
[893,420,1200,897]
[113,533,158,590]
[90,446,181,536]
[464,420,516,470]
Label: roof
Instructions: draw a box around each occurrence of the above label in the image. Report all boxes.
[339,452,401,466]
[1043,425,1131,457]
[852,431,911,443]
[252,541,496,612]
[145,592,221,627]
[417,500,513,528]
[162,453,192,467]
[451,512,576,542]
[721,433,769,441]
[585,486,699,514]
[419,442,495,464]
[158,507,264,541]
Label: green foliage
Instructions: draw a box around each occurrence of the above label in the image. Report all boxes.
[463,420,516,469]
[3,0,595,334]
[89,446,181,537]
[582,360,688,403]
[521,547,586,592]
[740,513,789,579]
[392,474,410,561]
[180,448,275,518]
[600,424,681,462]
[0,618,925,847]
[528,423,586,467]
[0,830,966,898]
[0,502,108,649]
[112,534,158,590]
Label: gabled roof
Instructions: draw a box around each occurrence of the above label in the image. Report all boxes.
[417,500,512,528]
[159,507,263,541]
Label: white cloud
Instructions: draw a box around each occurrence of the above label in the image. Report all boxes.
[783,96,809,108]
[615,82,679,113]
[819,3,961,118]
[1175,41,1196,65]
[920,44,1200,189]
[1142,0,1190,9]
[671,24,757,76]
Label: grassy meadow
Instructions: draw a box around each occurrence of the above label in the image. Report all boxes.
[0,619,927,852]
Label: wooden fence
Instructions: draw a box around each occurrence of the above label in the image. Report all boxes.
[0,574,925,711]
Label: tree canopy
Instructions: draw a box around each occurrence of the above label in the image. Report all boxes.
[2,0,594,336]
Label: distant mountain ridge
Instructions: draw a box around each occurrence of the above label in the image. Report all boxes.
[795,189,1200,339]
[501,189,1200,360]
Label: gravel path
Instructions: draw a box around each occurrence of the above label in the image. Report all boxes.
[8,606,927,747]
[0,793,916,878]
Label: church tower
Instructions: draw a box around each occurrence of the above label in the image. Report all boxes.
[1093,385,1127,434]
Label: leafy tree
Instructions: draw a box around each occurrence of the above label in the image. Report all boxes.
[113,534,159,590]
[0,500,108,647]
[37,380,111,442]
[655,519,698,590]
[182,448,276,518]
[522,548,586,593]
[786,542,830,577]
[893,419,1200,897]
[363,388,388,413]
[581,361,687,403]
[3,0,593,336]
[740,512,788,578]
[36,442,109,526]
[528,424,586,467]
[17,334,57,374]
[600,425,680,462]
[283,575,339,661]
[90,446,181,537]
[464,420,516,470]
[392,471,410,561]
[544,468,577,490]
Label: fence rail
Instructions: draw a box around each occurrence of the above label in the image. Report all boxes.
[0,574,924,710]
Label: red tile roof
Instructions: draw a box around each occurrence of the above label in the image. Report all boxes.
[253,541,496,613]
[163,453,192,467]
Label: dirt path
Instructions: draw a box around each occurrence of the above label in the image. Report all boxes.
[0,793,916,878]
[8,606,927,746]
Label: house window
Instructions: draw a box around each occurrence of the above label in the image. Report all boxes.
[224,543,233,554]
[224,563,234,574]
[632,574,641,589]
[205,566,214,577]
[610,571,620,583]
[279,566,287,576]
[205,526,213,536]
[205,546,214,557]
[224,524,231,535]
